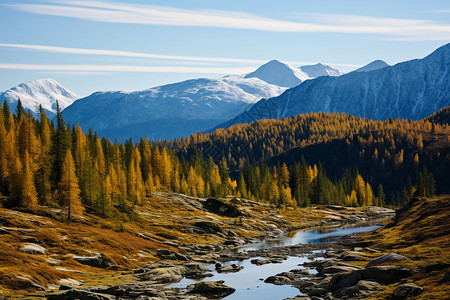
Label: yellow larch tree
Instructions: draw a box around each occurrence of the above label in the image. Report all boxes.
[57,150,84,221]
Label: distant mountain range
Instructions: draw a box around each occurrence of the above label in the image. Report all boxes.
[213,44,449,131]
[0,78,78,118]
[61,60,339,141]
[4,43,449,143]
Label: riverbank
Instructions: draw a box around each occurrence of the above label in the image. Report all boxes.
[37,196,449,300]
[0,192,396,298]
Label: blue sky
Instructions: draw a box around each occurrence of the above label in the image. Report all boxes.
[0,0,449,97]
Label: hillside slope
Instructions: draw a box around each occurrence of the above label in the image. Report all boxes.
[361,195,450,299]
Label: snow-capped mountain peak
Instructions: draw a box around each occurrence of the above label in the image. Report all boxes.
[1,78,78,117]
[299,63,341,78]
[354,60,389,73]
[245,60,309,88]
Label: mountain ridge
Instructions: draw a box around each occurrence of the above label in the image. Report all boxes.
[211,43,450,131]
[1,78,78,118]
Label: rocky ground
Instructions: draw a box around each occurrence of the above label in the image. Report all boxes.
[8,193,442,300]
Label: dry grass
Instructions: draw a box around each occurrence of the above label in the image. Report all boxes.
[355,195,450,299]
[0,194,332,296]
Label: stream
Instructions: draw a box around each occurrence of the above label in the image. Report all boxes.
[170,224,381,300]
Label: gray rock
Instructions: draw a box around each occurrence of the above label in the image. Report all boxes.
[321,265,361,275]
[194,221,224,234]
[338,280,382,297]
[341,252,365,261]
[308,287,328,297]
[20,243,46,255]
[216,264,243,273]
[184,263,208,279]
[392,284,423,299]
[329,266,413,290]
[156,249,189,261]
[191,281,235,298]
[366,253,408,266]
[251,258,271,266]
[73,252,115,268]
[136,266,186,283]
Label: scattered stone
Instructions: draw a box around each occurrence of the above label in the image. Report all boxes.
[73,252,116,268]
[46,258,61,265]
[163,241,179,248]
[320,265,361,275]
[191,281,236,298]
[216,264,243,273]
[194,221,224,234]
[392,284,423,299]
[327,205,346,211]
[20,243,46,255]
[366,253,408,266]
[341,252,365,261]
[329,266,414,290]
[136,265,185,283]
[338,280,382,297]
[184,263,208,279]
[251,258,271,266]
[156,249,189,261]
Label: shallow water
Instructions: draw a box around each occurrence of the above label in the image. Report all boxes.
[239,224,381,252]
[170,224,380,300]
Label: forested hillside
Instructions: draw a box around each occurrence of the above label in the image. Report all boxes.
[1,100,449,219]
[160,110,450,206]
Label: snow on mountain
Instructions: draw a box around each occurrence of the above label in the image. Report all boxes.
[213,43,450,131]
[299,63,341,78]
[0,78,78,118]
[245,60,309,87]
[62,66,289,141]
[354,60,389,73]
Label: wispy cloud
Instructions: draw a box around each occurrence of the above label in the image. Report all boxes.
[0,43,265,64]
[0,43,361,70]
[6,0,450,40]
[0,63,255,74]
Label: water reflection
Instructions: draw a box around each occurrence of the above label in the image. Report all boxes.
[238,224,381,252]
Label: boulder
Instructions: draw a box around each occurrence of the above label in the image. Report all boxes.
[392,284,423,299]
[194,221,223,234]
[216,264,243,273]
[203,198,243,217]
[320,265,361,275]
[251,258,271,266]
[156,249,189,261]
[184,263,208,279]
[338,280,382,297]
[366,253,408,266]
[329,266,414,290]
[191,281,235,298]
[20,243,46,255]
[136,266,186,283]
[341,252,365,261]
